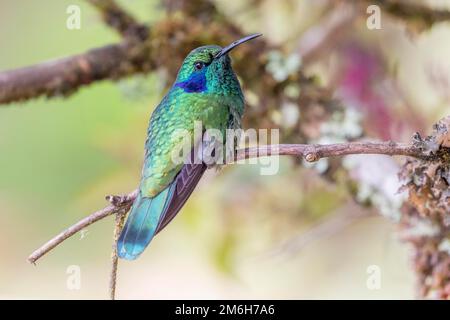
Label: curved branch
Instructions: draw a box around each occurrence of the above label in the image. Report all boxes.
[27,190,137,264]
[27,140,427,264]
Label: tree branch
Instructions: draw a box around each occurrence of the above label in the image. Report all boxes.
[27,190,137,264]
[87,0,149,40]
[2,0,450,106]
[0,42,153,104]
[236,141,424,162]
[0,0,151,105]
[27,140,430,265]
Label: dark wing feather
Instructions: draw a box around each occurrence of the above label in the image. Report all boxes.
[118,151,206,260]
[154,158,207,234]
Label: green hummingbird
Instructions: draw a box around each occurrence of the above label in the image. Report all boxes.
[118,34,262,260]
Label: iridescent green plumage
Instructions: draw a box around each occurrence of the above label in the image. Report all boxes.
[142,46,244,196]
[118,35,261,260]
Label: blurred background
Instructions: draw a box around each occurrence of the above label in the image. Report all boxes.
[0,0,449,299]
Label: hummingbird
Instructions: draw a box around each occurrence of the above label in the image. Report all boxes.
[118,34,262,260]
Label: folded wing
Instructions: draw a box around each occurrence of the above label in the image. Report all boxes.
[118,159,206,260]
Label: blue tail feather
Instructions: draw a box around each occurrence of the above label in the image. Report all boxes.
[117,160,206,260]
[117,185,174,260]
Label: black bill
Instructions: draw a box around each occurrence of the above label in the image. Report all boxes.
[214,33,263,59]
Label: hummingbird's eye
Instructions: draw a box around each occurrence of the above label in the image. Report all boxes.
[194,62,205,71]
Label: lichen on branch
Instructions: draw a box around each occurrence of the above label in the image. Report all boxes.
[399,116,450,299]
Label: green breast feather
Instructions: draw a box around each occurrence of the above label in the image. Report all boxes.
[141,87,243,197]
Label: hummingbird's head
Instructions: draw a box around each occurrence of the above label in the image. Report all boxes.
[174,34,262,94]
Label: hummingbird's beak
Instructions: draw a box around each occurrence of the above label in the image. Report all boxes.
[214,33,263,59]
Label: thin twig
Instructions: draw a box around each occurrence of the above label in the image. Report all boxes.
[0,0,150,105]
[27,140,427,265]
[109,209,127,300]
[27,190,137,264]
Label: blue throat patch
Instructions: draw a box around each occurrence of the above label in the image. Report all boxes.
[174,71,207,93]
